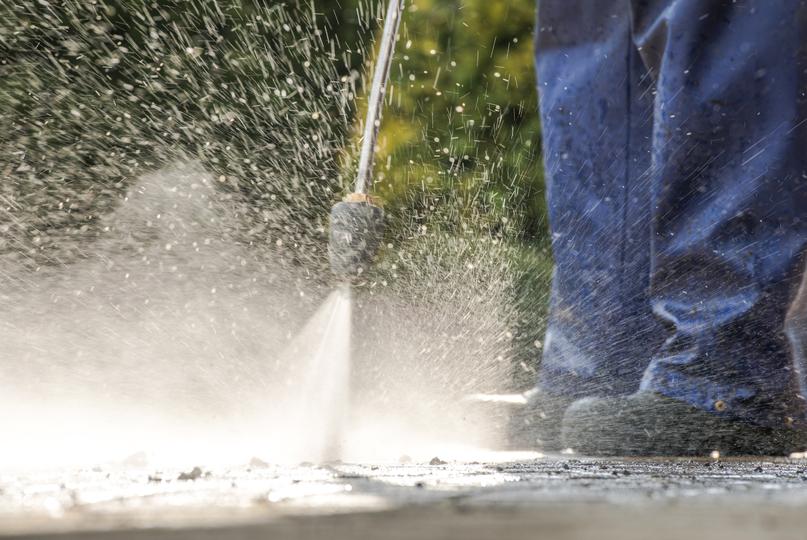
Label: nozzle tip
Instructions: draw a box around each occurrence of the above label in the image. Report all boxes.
[328,195,385,278]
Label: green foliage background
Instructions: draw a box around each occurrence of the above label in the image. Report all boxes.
[335,0,546,243]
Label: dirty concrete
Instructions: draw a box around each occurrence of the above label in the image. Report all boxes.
[3,456,807,539]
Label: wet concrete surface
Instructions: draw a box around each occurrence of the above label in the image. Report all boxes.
[4,455,807,539]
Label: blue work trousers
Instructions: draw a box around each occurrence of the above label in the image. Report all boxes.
[535,0,807,428]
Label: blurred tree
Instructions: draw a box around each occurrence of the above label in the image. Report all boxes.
[358,0,546,245]
[341,0,550,387]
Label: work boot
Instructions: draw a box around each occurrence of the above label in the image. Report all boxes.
[507,388,574,452]
[561,392,806,456]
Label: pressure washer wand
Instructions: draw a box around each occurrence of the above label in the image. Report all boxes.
[329,0,403,278]
[354,0,403,195]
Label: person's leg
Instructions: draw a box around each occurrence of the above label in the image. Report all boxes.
[563,0,807,455]
[638,0,807,428]
[514,0,663,448]
[534,0,660,399]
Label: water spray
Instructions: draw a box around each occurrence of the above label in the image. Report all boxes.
[294,0,405,463]
[329,0,404,278]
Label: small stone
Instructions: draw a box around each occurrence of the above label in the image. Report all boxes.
[177,466,203,481]
[429,457,447,466]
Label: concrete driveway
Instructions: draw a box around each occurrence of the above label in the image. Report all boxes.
[4,455,807,539]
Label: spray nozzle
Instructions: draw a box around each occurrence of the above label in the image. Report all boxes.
[329,193,385,278]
